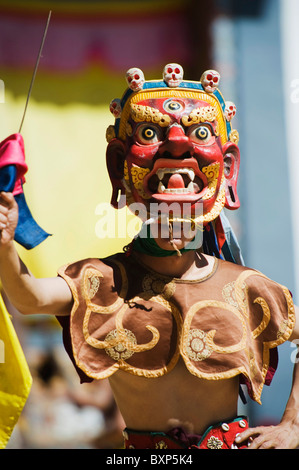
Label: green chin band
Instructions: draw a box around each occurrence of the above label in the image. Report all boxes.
[131,224,202,257]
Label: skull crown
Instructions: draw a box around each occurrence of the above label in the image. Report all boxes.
[108,64,236,126]
[200,70,220,93]
[163,63,184,87]
[124,64,222,93]
[224,101,237,122]
[126,68,145,92]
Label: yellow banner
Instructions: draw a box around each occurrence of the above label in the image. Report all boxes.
[0,294,32,449]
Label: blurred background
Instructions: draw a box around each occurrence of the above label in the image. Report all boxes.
[0,0,298,448]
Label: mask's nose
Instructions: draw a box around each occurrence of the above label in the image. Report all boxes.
[158,124,193,158]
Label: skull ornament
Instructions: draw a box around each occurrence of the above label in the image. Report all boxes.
[163,63,184,87]
[109,98,122,118]
[200,70,220,93]
[126,68,145,92]
[224,101,237,122]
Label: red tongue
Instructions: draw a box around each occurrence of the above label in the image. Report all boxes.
[167,173,185,189]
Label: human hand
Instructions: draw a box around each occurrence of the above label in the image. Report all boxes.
[0,192,18,246]
[234,421,299,449]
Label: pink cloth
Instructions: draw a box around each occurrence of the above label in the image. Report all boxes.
[0,133,28,195]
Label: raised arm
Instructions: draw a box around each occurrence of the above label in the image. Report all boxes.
[0,192,73,316]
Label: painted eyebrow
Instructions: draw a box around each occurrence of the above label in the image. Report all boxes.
[130,103,170,127]
[181,106,217,126]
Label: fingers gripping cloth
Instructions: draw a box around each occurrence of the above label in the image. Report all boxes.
[0,133,51,249]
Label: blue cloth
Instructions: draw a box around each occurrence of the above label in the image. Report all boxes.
[0,165,51,249]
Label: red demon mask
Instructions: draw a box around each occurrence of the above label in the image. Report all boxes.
[106,64,240,226]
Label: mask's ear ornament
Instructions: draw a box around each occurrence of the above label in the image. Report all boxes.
[222,142,240,210]
[106,138,127,209]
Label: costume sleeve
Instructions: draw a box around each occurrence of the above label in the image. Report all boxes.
[56,257,125,383]
[238,270,295,401]
[245,271,294,345]
[56,259,107,383]
[180,263,296,404]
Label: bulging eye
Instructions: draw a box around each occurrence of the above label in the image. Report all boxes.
[135,124,161,145]
[188,124,215,145]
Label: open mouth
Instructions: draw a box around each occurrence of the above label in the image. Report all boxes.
[143,159,208,202]
[147,168,204,194]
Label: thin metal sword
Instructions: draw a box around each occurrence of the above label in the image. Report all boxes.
[18,10,52,133]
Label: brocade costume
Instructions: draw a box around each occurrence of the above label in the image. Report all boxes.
[57,252,295,404]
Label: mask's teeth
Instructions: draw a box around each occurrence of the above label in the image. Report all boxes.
[155,168,197,193]
[158,182,166,193]
[158,185,193,194]
[188,169,195,181]
[187,181,195,192]
[157,169,164,181]
[156,168,195,180]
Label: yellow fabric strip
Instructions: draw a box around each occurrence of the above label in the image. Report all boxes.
[0,294,32,449]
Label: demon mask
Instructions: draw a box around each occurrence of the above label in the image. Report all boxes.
[106,64,240,228]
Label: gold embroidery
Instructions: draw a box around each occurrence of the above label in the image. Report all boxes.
[277,319,289,339]
[232,270,273,339]
[155,440,168,449]
[233,271,253,320]
[82,268,103,302]
[82,262,129,349]
[59,260,296,404]
[105,329,137,360]
[84,298,160,353]
[207,436,223,449]
[248,349,258,378]
[134,254,218,285]
[142,274,176,300]
[182,299,247,364]
[251,297,271,339]
[181,106,217,126]
[87,275,101,299]
[279,286,296,343]
[186,329,212,361]
[130,103,171,127]
[222,280,247,309]
[106,294,182,378]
